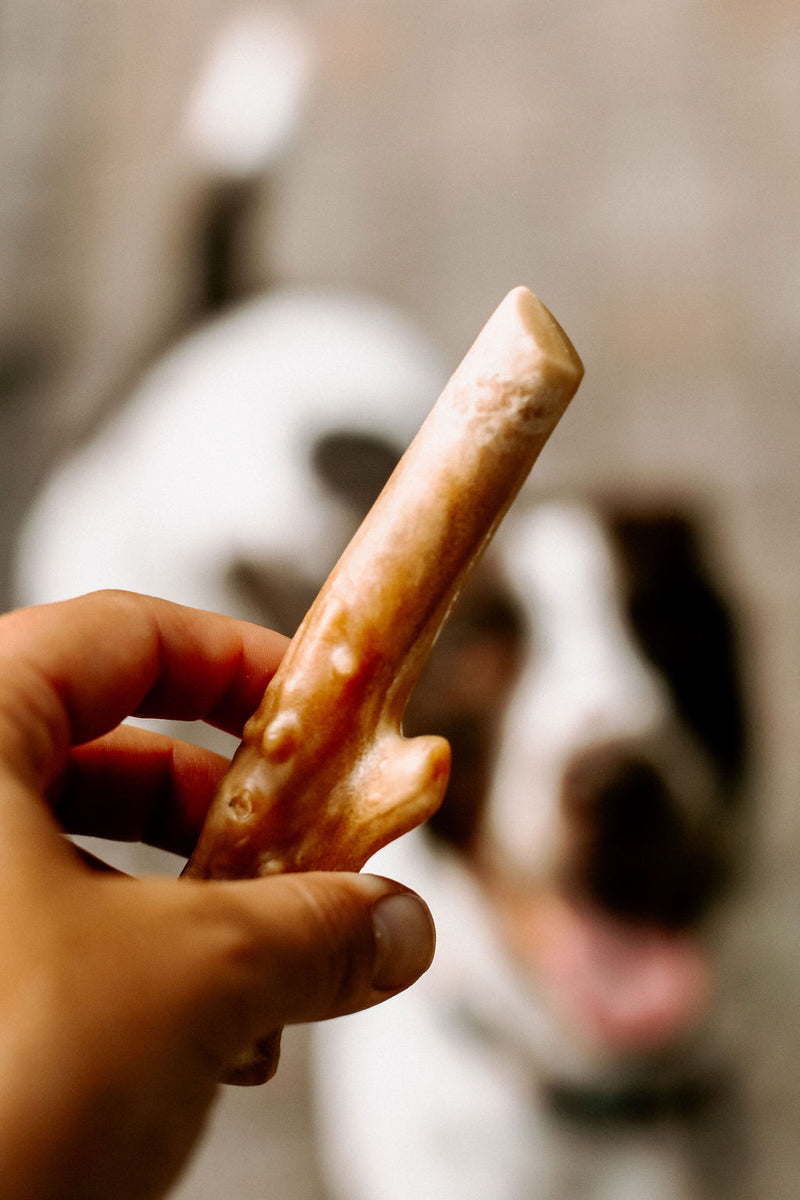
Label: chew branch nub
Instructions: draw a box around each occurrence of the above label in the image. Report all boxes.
[183,286,583,881]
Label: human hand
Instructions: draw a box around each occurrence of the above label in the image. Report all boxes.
[0,591,435,1200]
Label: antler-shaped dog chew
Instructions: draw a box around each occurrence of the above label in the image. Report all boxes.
[184,287,583,883]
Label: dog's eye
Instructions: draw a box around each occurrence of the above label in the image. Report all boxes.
[226,558,319,637]
[455,592,528,646]
[311,429,401,513]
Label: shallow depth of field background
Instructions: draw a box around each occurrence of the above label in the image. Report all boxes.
[1,2,798,1197]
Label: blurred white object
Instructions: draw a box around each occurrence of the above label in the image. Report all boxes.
[15,288,445,619]
[184,6,314,179]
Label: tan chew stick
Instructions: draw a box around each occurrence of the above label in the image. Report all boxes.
[184,287,583,883]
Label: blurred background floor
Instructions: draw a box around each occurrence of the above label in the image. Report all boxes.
[1,1,799,1196]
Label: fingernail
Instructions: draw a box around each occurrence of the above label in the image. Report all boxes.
[371,892,436,992]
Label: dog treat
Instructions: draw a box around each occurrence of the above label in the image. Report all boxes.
[184,287,583,882]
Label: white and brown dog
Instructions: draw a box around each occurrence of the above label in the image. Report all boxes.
[14,287,750,1200]
[313,490,749,1200]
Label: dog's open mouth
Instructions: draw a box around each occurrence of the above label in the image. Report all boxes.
[488,883,710,1057]
[536,894,710,1053]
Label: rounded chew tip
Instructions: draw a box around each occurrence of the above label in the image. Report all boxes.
[506,286,585,392]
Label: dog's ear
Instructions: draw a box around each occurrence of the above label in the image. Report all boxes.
[226,429,402,635]
[311,428,402,516]
[226,558,318,637]
[608,504,749,790]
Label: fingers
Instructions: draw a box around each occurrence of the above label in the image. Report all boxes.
[186,872,435,1078]
[0,591,287,791]
[53,725,231,855]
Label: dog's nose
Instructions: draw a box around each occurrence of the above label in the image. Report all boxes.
[560,743,722,927]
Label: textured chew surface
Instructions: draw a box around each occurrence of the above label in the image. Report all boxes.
[184,286,583,882]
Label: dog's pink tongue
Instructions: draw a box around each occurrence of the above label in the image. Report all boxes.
[534,898,710,1054]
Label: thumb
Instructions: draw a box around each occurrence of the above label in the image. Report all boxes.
[187,871,435,1081]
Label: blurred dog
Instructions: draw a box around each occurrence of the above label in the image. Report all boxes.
[313,488,749,1200]
[14,286,749,1199]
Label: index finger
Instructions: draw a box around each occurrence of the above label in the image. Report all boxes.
[0,590,288,790]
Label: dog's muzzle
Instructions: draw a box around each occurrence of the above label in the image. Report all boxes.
[559,740,727,928]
